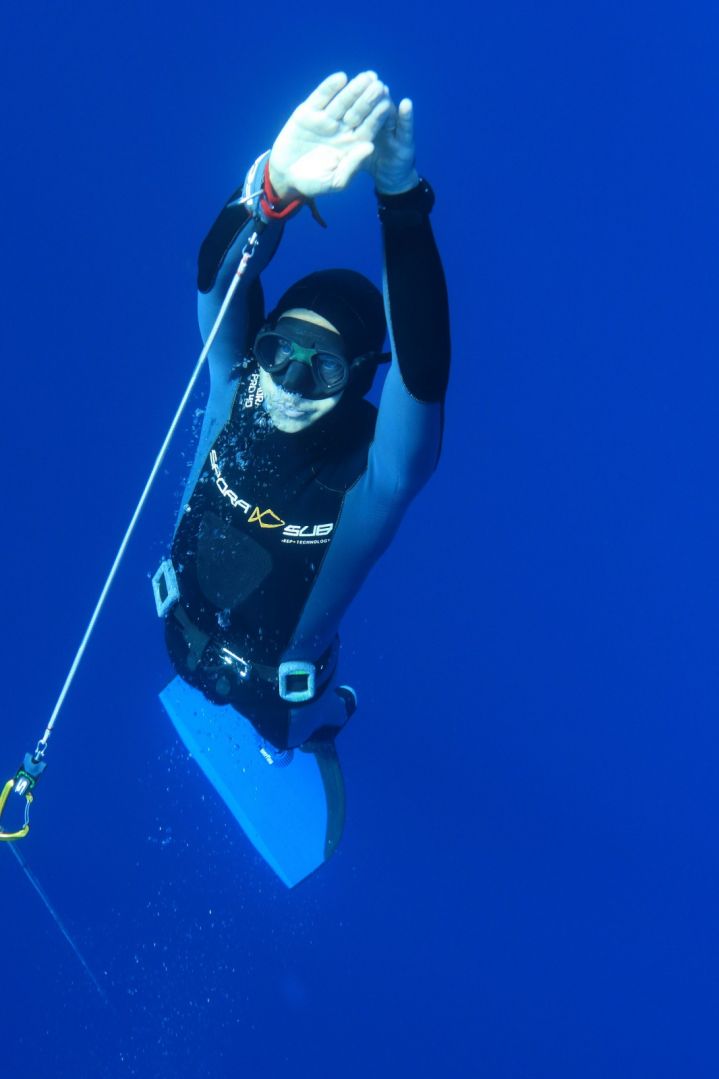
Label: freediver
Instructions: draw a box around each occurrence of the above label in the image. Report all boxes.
[157,70,451,752]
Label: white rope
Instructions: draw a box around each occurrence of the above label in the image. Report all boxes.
[7,841,110,1001]
[35,212,264,756]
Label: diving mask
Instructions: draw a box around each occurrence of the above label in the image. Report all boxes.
[253,317,351,400]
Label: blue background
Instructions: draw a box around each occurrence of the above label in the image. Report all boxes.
[2,3,718,1076]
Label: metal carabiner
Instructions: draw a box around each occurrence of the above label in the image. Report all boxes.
[0,755,46,841]
[0,778,31,840]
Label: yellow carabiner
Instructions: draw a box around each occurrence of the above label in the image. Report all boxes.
[0,777,31,841]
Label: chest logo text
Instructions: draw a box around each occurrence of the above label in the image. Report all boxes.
[209,450,334,543]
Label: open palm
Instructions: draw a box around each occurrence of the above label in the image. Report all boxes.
[269,72,391,199]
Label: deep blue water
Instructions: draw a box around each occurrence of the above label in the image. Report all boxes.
[2,3,719,1076]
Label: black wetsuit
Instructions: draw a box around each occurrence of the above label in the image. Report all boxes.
[165,151,450,749]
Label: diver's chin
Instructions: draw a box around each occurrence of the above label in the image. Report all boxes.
[258,369,341,432]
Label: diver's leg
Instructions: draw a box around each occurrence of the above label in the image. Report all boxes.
[286,676,357,748]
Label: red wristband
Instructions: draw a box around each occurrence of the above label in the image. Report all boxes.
[259,163,304,220]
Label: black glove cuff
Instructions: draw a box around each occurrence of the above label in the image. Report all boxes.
[376,178,435,227]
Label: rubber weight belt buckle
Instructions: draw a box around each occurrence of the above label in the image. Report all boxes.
[278,661,316,703]
[152,559,179,618]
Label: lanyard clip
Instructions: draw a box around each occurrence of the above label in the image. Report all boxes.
[14,753,47,796]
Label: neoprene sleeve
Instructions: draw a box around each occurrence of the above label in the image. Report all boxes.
[282,182,451,661]
[378,180,451,403]
[176,152,283,521]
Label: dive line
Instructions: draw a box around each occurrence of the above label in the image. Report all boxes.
[6,844,109,1004]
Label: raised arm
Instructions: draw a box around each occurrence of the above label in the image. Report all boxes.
[282,96,450,661]
[367,98,451,495]
[197,152,283,391]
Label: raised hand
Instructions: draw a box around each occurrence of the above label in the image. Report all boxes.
[365,96,419,195]
[269,71,391,201]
